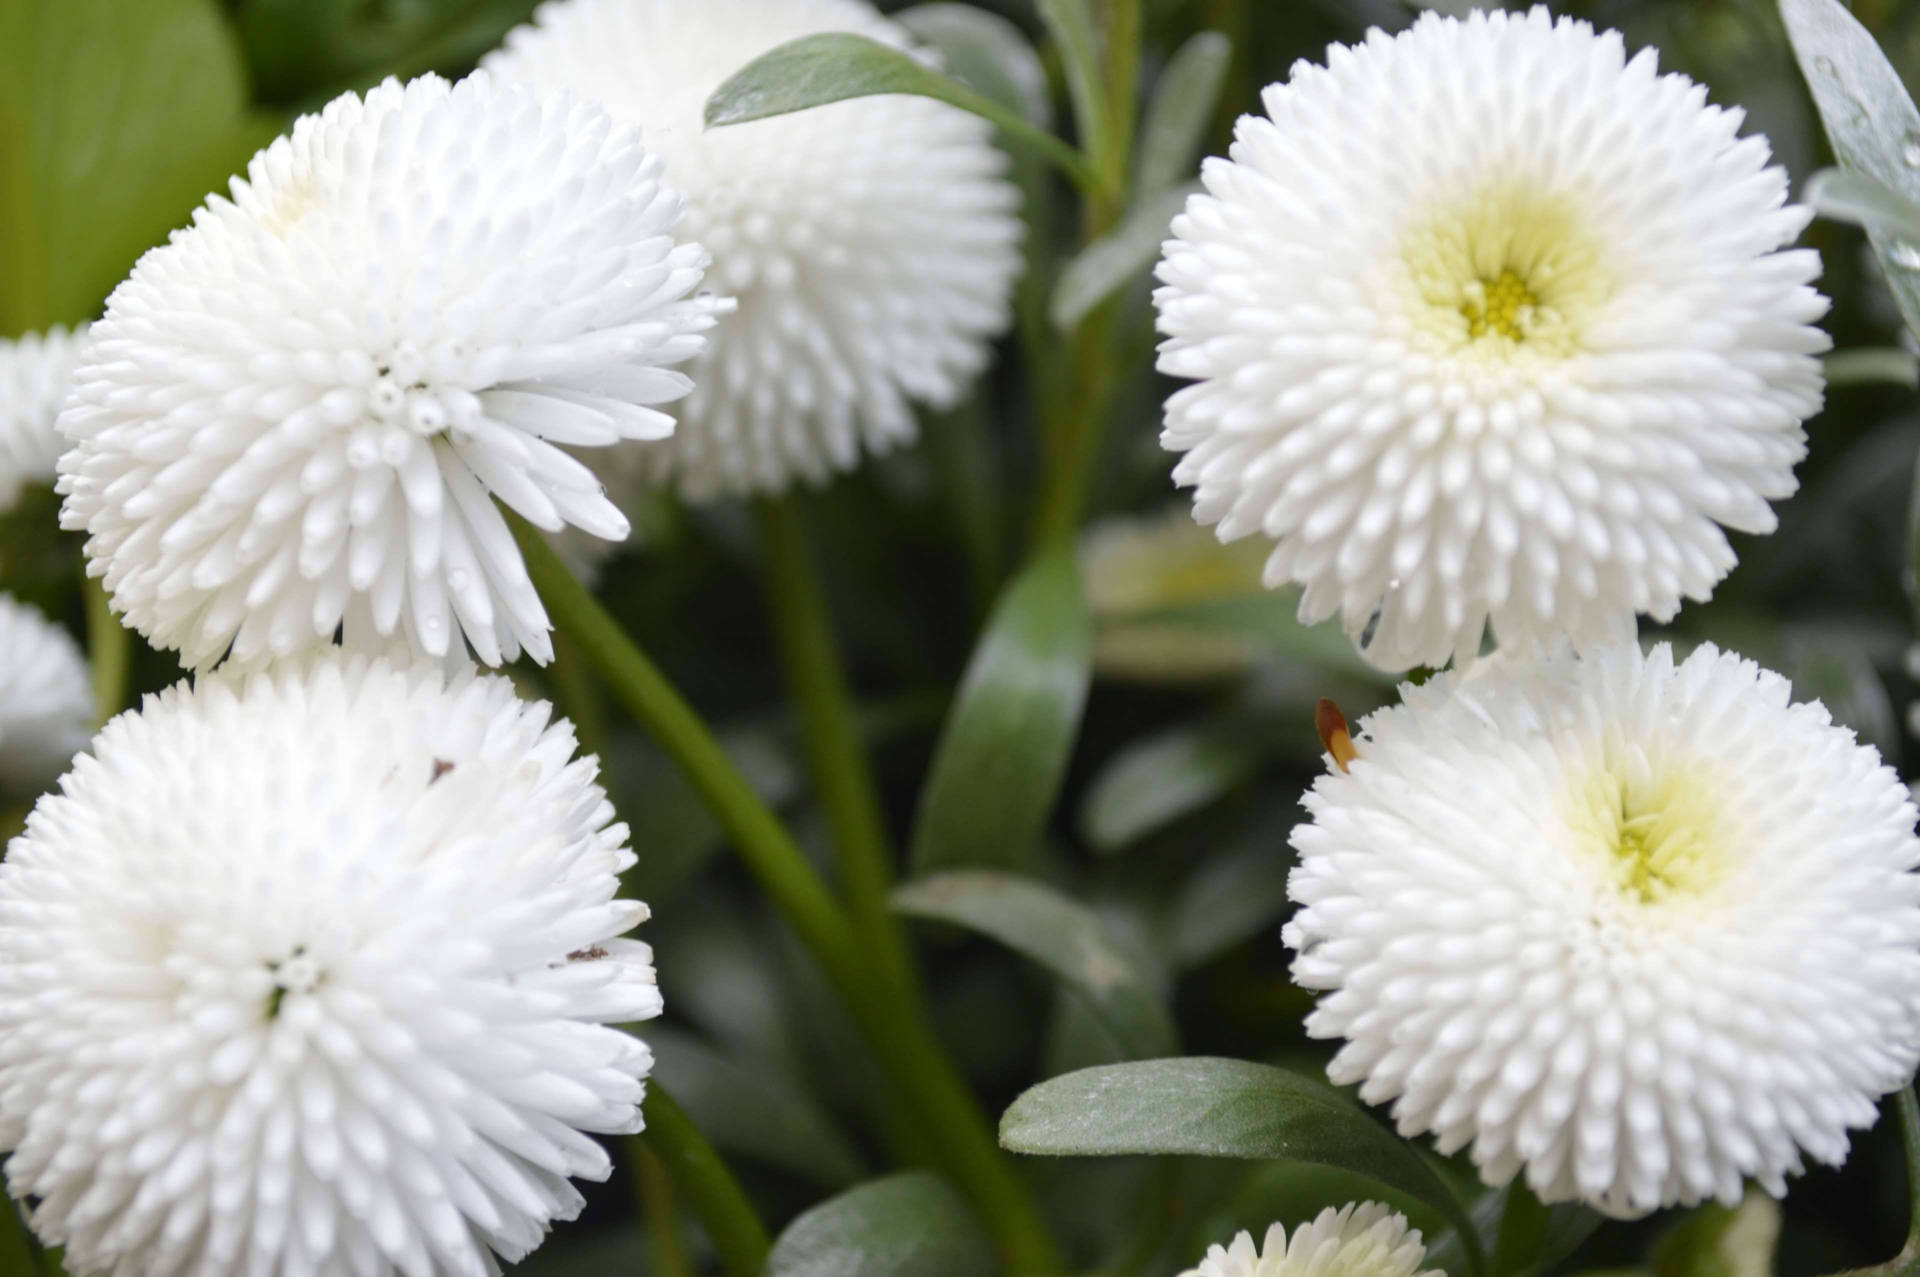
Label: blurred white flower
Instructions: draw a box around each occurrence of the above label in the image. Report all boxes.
[0,325,87,513]
[0,594,92,794]
[487,0,1023,500]
[1178,1203,1436,1277]
[0,652,660,1275]
[1285,642,1920,1216]
[58,73,723,671]
[1156,7,1828,671]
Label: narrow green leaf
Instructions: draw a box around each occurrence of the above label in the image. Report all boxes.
[1825,346,1920,388]
[766,1172,996,1277]
[702,32,1095,189]
[1168,820,1296,970]
[1000,1058,1484,1274]
[1780,0,1920,340]
[895,3,1052,128]
[1135,31,1231,195]
[1077,721,1259,853]
[1424,1186,1600,1277]
[0,0,274,332]
[1034,0,1105,156]
[893,871,1178,1059]
[648,1027,867,1189]
[909,545,1092,872]
[1051,180,1198,330]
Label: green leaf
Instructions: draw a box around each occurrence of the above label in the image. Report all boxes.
[1651,1191,1782,1277]
[1780,0,1920,340]
[1077,721,1260,853]
[0,0,275,332]
[1824,346,1920,388]
[895,3,1052,128]
[1051,180,1198,330]
[909,545,1092,872]
[766,1172,997,1277]
[893,870,1178,1060]
[1034,0,1104,157]
[1423,1186,1601,1277]
[1167,817,1297,970]
[1135,31,1231,195]
[702,32,1095,189]
[1000,1058,1484,1274]
[648,1027,867,1189]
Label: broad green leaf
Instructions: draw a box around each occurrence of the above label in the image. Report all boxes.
[909,545,1091,872]
[893,871,1178,1059]
[0,0,274,332]
[703,32,1094,188]
[766,1172,996,1277]
[1051,180,1198,330]
[1000,1058,1483,1272]
[1077,721,1260,852]
[648,1027,867,1189]
[1135,31,1231,195]
[1780,0,1920,340]
[895,3,1052,128]
[235,0,539,106]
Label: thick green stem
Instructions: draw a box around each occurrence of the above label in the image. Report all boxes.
[630,1139,693,1277]
[82,575,129,727]
[510,516,1063,1272]
[751,496,918,1011]
[636,1089,766,1277]
[1029,296,1123,550]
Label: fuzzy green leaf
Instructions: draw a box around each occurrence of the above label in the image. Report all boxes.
[893,871,1177,1059]
[1001,1058,1484,1273]
[1135,31,1231,194]
[896,3,1052,128]
[766,1173,996,1277]
[909,545,1092,872]
[1051,180,1198,330]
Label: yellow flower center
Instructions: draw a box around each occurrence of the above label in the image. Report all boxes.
[1400,186,1611,358]
[1567,762,1728,906]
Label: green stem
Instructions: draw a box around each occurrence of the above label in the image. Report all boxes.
[1029,296,1123,550]
[751,496,918,1011]
[637,1089,767,1277]
[510,515,1063,1273]
[1098,0,1144,199]
[82,576,129,728]
[630,1140,693,1277]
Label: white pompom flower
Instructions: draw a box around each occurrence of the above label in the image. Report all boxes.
[1284,642,1920,1216]
[0,325,88,513]
[57,73,723,671]
[1155,7,1829,671]
[0,652,661,1275]
[0,594,93,795]
[1178,1203,1437,1277]
[486,0,1023,500]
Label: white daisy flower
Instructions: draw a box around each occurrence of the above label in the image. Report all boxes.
[0,326,87,513]
[0,594,93,795]
[0,652,660,1275]
[1155,7,1829,671]
[57,73,723,671]
[486,0,1023,500]
[1178,1203,1437,1277]
[1284,642,1920,1216]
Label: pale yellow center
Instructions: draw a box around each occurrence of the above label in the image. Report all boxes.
[1566,762,1729,906]
[1401,186,1611,358]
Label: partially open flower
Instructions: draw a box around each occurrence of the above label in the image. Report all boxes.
[0,594,92,795]
[58,73,722,670]
[0,325,87,513]
[1285,643,1920,1215]
[0,652,659,1274]
[1178,1203,1437,1277]
[1156,7,1828,670]
[487,0,1023,500]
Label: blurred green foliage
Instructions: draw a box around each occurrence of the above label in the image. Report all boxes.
[6,0,1920,1273]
